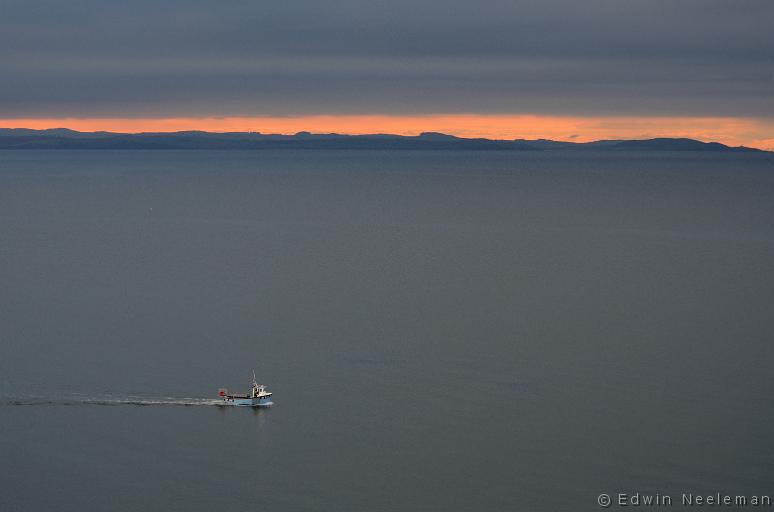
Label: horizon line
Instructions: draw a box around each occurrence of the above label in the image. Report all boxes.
[1,115,773,150]
[1,126,768,150]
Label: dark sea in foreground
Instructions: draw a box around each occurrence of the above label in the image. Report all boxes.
[1,149,773,511]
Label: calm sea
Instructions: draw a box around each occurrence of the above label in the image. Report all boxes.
[1,150,773,511]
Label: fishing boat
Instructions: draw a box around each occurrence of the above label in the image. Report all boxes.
[218,371,274,407]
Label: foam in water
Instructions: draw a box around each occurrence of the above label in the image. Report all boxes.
[1,394,223,407]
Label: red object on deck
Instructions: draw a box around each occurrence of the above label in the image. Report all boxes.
[218,389,227,397]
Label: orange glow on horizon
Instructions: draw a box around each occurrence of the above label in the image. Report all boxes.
[2,115,772,150]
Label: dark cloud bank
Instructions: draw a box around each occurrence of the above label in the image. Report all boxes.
[1,0,772,118]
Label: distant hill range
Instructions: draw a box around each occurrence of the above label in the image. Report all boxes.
[0,128,766,152]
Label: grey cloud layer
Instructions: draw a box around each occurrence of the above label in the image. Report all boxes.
[1,0,772,117]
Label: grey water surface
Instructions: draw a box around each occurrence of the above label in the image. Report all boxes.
[1,150,773,511]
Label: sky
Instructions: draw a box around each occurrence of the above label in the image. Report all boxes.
[1,0,773,148]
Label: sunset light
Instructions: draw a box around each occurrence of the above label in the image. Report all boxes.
[3,115,773,150]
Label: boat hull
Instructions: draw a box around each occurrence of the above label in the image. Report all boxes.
[220,396,273,407]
